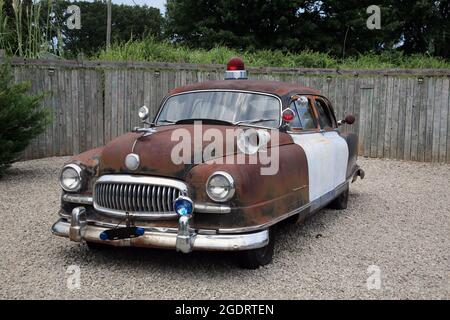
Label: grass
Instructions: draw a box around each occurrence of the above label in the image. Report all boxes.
[0,0,62,59]
[96,37,450,69]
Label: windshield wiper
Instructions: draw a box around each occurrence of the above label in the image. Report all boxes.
[175,118,234,126]
[235,118,278,125]
[158,119,176,124]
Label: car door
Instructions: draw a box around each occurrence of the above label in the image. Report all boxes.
[289,95,349,205]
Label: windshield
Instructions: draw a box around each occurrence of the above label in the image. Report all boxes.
[156,91,281,128]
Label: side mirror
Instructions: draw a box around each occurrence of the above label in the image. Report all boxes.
[338,114,355,126]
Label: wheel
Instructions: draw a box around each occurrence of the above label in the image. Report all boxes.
[238,229,275,269]
[327,187,349,210]
[86,241,110,250]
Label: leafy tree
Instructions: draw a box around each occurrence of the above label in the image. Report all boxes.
[0,61,50,176]
[166,0,450,59]
[166,0,305,51]
[64,1,162,56]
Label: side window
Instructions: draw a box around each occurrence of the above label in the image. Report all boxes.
[315,99,333,129]
[289,102,302,128]
[295,99,316,130]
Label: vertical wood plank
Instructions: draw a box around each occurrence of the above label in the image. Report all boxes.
[64,69,72,156]
[424,78,435,162]
[370,77,381,158]
[417,78,427,161]
[376,76,387,158]
[410,77,421,161]
[78,70,86,152]
[404,78,414,160]
[390,77,400,159]
[71,70,79,154]
[383,76,394,158]
[396,78,407,160]
[432,78,443,162]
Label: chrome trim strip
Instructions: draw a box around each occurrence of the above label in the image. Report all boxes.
[194,203,231,214]
[96,175,189,193]
[62,194,93,205]
[52,219,269,251]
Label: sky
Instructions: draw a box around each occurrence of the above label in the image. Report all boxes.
[82,1,167,14]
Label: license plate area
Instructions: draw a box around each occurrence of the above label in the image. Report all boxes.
[99,226,144,241]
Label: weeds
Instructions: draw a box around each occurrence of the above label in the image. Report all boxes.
[97,37,450,69]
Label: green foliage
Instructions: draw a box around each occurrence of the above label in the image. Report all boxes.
[0,61,50,176]
[166,0,304,51]
[97,37,450,69]
[0,0,163,58]
[41,0,163,57]
[165,0,450,59]
[0,0,58,58]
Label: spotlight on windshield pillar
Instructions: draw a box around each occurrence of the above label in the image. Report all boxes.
[138,105,149,120]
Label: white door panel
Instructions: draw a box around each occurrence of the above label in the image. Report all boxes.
[291,131,348,202]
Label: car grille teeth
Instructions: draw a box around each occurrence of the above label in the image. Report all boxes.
[94,182,182,214]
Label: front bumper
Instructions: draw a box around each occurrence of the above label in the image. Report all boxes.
[51,207,269,252]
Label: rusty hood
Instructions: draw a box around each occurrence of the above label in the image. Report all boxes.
[98,124,293,179]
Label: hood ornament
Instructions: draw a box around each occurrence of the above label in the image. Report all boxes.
[125,153,140,171]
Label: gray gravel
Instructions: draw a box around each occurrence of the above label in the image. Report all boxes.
[0,156,449,299]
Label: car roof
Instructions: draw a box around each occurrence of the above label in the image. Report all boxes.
[169,80,321,98]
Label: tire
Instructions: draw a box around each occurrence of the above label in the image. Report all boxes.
[238,229,275,269]
[327,187,349,210]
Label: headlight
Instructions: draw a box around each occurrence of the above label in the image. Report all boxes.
[59,164,82,192]
[206,171,235,202]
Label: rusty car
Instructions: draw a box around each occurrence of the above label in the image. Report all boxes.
[52,58,364,269]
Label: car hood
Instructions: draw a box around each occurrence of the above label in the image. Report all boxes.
[98,124,292,179]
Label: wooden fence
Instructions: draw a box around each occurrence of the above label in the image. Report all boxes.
[6,58,450,163]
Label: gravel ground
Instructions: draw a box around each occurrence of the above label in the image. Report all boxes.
[0,156,449,300]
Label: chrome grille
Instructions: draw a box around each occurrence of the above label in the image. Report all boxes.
[93,175,188,219]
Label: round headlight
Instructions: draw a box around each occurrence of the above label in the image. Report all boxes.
[60,164,82,192]
[206,171,235,202]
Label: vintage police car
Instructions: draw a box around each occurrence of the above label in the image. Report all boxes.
[52,58,364,269]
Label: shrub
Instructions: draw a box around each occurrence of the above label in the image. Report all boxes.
[0,61,50,176]
[96,37,450,69]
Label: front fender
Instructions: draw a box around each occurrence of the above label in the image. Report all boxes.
[65,146,104,194]
[185,143,309,231]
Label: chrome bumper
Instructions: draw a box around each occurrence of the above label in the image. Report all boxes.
[51,207,269,252]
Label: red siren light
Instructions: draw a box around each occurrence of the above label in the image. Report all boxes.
[225,57,248,80]
[227,57,245,71]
